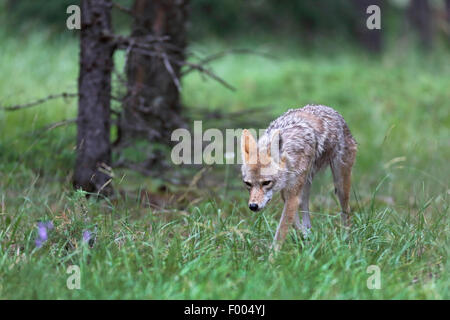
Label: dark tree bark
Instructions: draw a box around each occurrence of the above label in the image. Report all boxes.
[447,0,450,23]
[73,0,114,195]
[352,0,383,53]
[117,0,189,148]
[408,0,433,49]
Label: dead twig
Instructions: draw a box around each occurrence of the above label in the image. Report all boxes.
[182,49,276,76]
[104,31,169,48]
[115,44,236,92]
[22,118,76,139]
[176,59,236,91]
[112,2,133,15]
[37,118,77,134]
[177,167,209,202]
[0,92,77,111]
[161,51,182,92]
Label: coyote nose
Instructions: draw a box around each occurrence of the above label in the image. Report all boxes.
[249,203,259,211]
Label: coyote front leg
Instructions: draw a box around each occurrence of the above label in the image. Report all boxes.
[271,190,301,252]
[294,179,312,236]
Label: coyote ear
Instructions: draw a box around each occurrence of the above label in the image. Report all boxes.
[241,129,257,164]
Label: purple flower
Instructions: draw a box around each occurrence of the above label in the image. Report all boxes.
[35,221,53,248]
[82,230,92,243]
[82,227,97,247]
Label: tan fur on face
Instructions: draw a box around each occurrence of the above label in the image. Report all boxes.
[249,186,265,204]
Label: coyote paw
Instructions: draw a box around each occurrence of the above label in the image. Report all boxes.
[269,243,281,262]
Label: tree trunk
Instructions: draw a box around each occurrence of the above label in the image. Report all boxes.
[117,0,189,148]
[447,0,450,23]
[352,0,383,53]
[73,0,114,195]
[408,0,433,49]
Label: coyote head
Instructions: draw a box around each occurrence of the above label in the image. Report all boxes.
[240,129,287,212]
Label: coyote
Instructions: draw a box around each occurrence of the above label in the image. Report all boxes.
[240,105,357,251]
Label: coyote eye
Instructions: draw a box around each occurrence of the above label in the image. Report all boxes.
[262,180,272,186]
[244,181,252,187]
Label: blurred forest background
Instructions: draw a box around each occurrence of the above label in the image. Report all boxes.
[0,0,448,299]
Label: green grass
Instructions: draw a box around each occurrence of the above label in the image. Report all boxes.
[0,29,449,299]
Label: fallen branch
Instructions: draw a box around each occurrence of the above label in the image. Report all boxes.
[177,167,209,202]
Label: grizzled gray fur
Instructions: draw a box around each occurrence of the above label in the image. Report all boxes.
[241,104,357,251]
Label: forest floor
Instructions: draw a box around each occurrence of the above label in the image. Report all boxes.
[0,30,448,299]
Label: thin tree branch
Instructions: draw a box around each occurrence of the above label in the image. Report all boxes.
[30,118,77,137]
[112,2,133,15]
[118,46,236,91]
[177,60,236,91]
[103,31,169,48]
[0,92,77,111]
[161,51,182,92]
[43,118,77,131]
[182,49,276,76]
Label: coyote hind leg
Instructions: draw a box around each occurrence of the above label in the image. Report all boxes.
[331,154,355,227]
